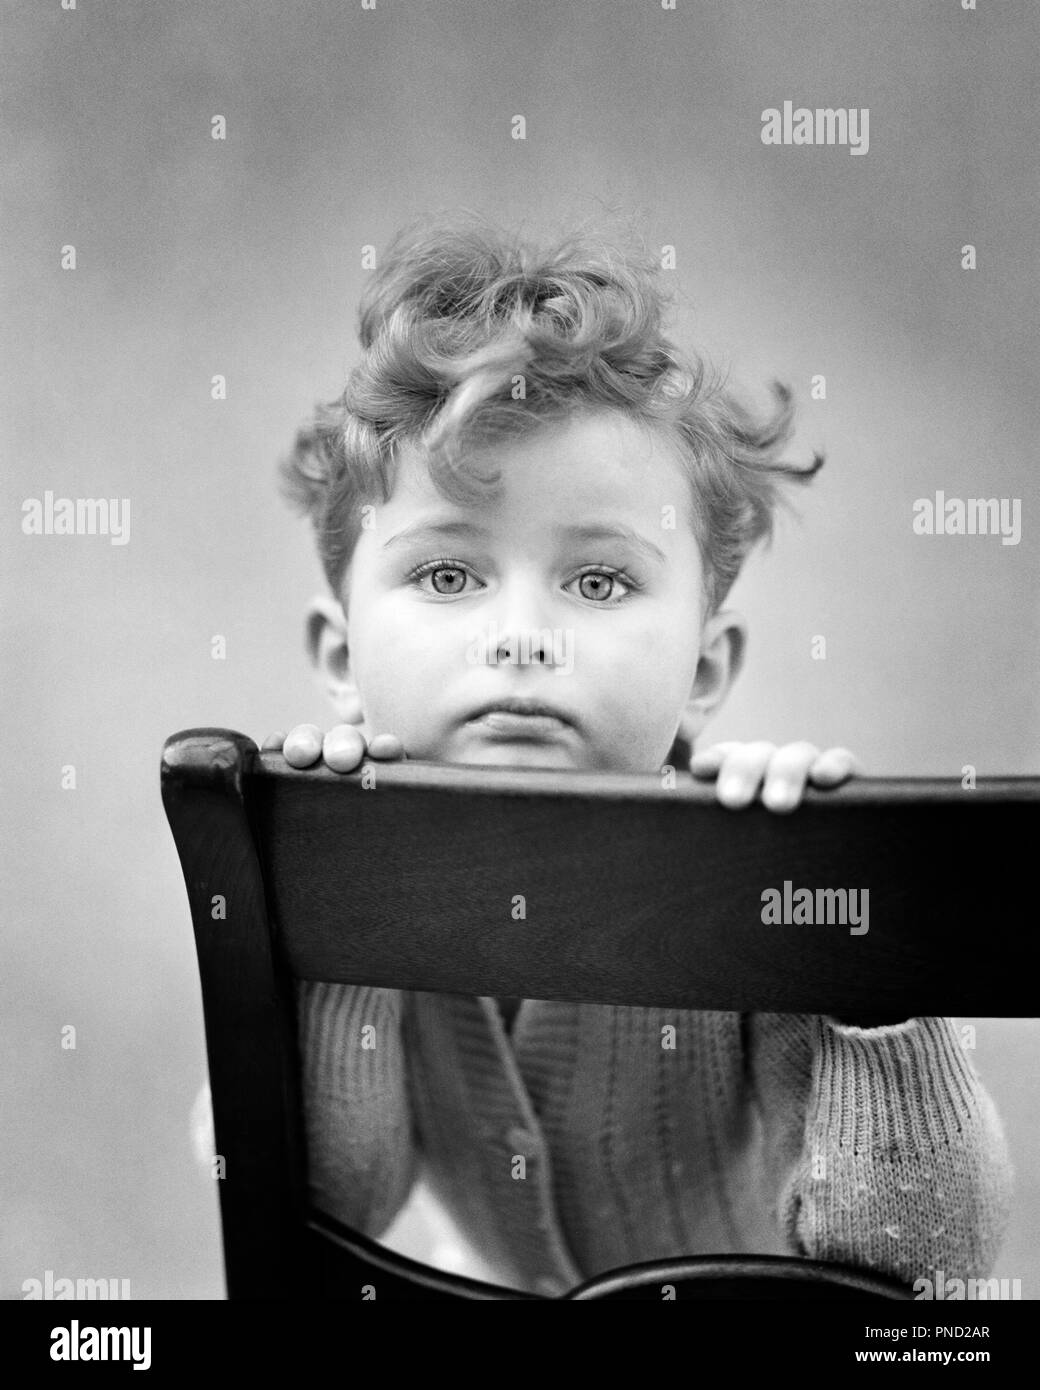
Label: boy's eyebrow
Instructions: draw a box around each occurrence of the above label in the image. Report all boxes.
[555,523,667,565]
[381,521,490,551]
[382,519,668,565]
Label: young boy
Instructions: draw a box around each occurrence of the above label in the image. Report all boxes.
[220,213,1012,1295]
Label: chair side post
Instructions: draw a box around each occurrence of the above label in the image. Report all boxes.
[161,729,307,1299]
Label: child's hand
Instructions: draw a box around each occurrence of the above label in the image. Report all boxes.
[261,725,407,773]
[688,741,862,813]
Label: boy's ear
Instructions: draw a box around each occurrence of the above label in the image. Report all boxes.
[304,593,365,725]
[676,608,747,748]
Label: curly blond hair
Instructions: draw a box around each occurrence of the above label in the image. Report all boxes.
[280,209,823,614]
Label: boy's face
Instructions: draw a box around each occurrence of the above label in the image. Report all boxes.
[312,409,745,772]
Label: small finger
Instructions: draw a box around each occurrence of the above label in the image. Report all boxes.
[366,733,406,761]
[761,742,821,812]
[809,747,863,787]
[716,742,777,808]
[282,724,324,768]
[261,731,287,752]
[687,741,743,778]
[322,724,367,773]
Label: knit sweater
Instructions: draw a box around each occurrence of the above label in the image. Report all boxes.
[295,983,1013,1296]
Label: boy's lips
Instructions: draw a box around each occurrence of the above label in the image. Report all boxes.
[463,696,578,737]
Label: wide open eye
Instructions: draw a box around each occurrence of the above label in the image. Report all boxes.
[566,568,634,603]
[428,566,467,595]
[407,559,479,596]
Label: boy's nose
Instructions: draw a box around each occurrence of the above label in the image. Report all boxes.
[491,626,553,664]
[481,579,564,666]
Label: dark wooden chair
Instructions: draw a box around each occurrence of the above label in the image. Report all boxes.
[161,728,1039,1300]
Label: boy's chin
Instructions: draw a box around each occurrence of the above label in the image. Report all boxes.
[448,743,587,771]
[415,729,665,773]
[439,743,648,773]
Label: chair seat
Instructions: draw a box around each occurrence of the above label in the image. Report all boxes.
[306,1210,912,1299]
[567,1254,914,1300]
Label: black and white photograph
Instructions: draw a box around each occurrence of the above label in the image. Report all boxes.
[3,0,1037,1363]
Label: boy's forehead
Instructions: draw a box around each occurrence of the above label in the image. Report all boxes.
[390,411,689,517]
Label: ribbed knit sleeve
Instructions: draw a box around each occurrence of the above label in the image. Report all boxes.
[295,981,417,1239]
[748,1014,1013,1287]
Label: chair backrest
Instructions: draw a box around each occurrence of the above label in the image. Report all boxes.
[161,727,1039,1299]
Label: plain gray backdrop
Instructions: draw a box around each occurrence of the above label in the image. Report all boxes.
[3,0,1037,1297]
